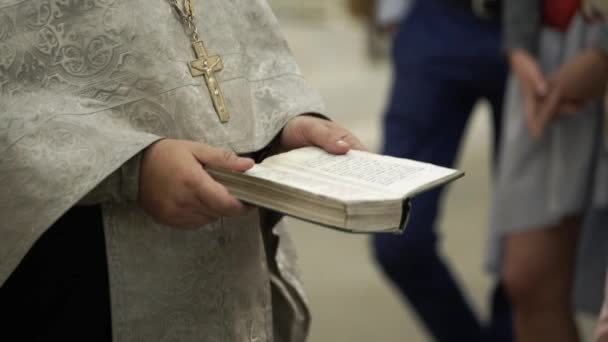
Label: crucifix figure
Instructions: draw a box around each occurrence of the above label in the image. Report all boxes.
[189,41,230,123]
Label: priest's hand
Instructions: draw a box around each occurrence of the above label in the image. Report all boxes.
[280,115,367,154]
[138,139,254,229]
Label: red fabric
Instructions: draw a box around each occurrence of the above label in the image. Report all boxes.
[543,0,581,31]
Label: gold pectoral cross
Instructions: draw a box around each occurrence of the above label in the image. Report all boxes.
[189,41,230,123]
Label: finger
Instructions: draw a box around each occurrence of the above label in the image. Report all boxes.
[325,132,351,155]
[305,123,352,155]
[558,101,583,116]
[194,172,250,217]
[191,143,254,172]
[536,88,562,137]
[341,132,368,151]
[524,92,541,138]
[527,62,548,97]
[173,212,218,230]
[166,192,220,228]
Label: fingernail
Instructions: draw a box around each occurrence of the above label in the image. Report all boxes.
[237,157,254,163]
[336,139,349,147]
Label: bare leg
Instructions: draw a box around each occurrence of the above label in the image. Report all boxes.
[594,273,608,342]
[503,216,581,342]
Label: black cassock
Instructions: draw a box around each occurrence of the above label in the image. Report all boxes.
[0,206,112,341]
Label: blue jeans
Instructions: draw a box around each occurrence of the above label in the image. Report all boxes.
[371,1,510,341]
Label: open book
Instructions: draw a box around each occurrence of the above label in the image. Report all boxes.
[208,147,463,233]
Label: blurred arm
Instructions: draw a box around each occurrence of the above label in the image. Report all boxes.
[375,0,413,26]
[595,24,608,56]
[503,0,542,54]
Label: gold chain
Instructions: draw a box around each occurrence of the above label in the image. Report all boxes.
[168,0,200,42]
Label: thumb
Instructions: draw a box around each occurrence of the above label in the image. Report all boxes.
[521,62,548,138]
[524,94,541,138]
[526,62,548,96]
[305,123,351,155]
[536,87,562,137]
[191,143,254,172]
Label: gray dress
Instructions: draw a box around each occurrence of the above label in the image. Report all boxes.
[488,16,605,271]
[491,0,608,316]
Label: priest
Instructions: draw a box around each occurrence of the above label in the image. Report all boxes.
[0,0,364,340]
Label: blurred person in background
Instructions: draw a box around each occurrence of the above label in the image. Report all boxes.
[513,2,608,341]
[350,0,512,341]
[490,0,608,341]
[499,4,608,338]
[350,0,413,61]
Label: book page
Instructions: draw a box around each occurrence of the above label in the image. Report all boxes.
[301,152,425,187]
[262,147,461,197]
[244,164,394,202]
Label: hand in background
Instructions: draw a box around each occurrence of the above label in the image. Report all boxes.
[280,115,367,155]
[535,49,608,136]
[509,49,549,138]
[139,139,254,229]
